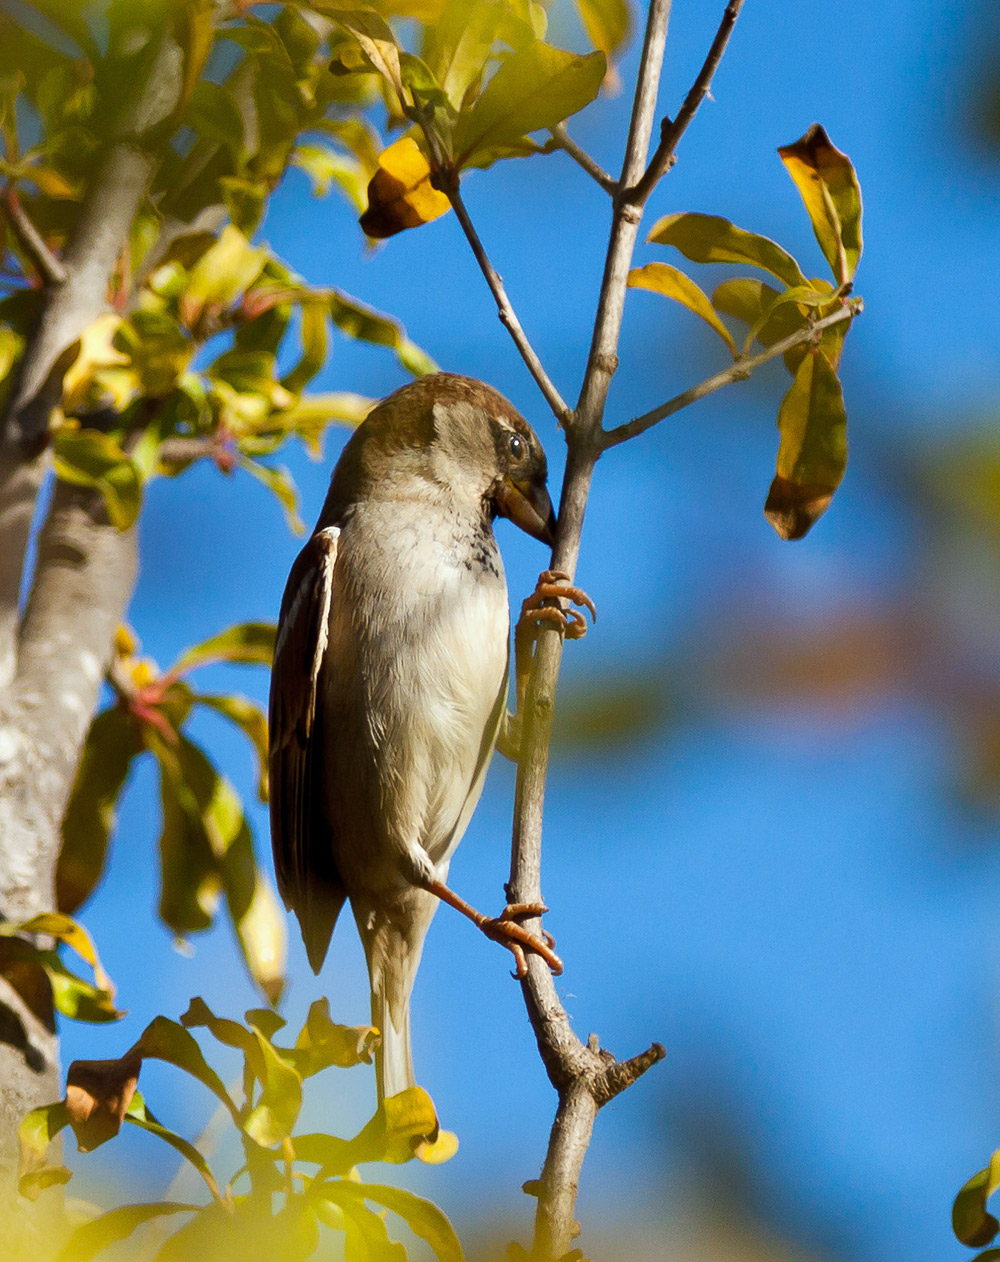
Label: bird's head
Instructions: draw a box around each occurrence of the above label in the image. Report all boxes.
[327,373,556,546]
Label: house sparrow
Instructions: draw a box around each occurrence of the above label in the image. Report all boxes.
[269,372,584,1104]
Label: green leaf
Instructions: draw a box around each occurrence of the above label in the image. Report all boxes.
[646,212,808,289]
[239,457,305,535]
[764,349,847,541]
[955,1151,1000,1247]
[338,1195,408,1261]
[778,123,863,284]
[58,705,143,914]
[185,80,245,155]
[424,0,506,110]
[628,262,737,357]
[283,299,329,395]
[61,1202,198,1262]
[453,42,606,168]
[172,622,276,674]
[52,429,142,530]
[18,1101,71,1201]
[196,693,269,801]
[136,1015,239,1123]
[124,1092,222,1202]
[151,735,223,936]
[322,1182,464,1262]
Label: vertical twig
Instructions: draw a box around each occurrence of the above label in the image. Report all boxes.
[505,2,677,1257]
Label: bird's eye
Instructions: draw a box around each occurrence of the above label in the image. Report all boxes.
[509,434,524,460]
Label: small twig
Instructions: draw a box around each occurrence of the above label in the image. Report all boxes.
[1,186,66,285]
[546,124,617,195]
[445,184,571,426]
[602,301,861,450]
[629,0,745,205]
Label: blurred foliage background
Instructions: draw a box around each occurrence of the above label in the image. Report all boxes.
[11,0,1000,1258]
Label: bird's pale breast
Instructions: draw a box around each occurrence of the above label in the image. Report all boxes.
[320,498,509,900]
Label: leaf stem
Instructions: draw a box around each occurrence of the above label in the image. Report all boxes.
[445,183,571,425]
[601,300,861,450]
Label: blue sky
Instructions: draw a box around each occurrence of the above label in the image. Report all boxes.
[55,1,1000,1259]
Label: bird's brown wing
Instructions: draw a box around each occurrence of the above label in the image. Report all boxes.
[268,526,346,973]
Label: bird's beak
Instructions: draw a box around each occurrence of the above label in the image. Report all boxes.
[495,476,557,546]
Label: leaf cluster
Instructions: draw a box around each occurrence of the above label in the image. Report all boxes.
[58,623,286,1002]
[628,123,863,540]
[20,997,462,1261]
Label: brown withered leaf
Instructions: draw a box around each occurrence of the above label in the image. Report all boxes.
[65,1046,142,1152]
[359,137,450,238]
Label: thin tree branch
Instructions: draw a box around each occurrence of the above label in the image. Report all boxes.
[628,0,745,205]
[1,187,66,285]
[546,124,617,195]
[601,301,862,450]
[574,0,674,434]
[445,184,571,426]
[502,3,676,1258]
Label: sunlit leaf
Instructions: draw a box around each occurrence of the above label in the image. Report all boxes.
[574,0,630,90]
[52,428,142,531]
[242,1028,303,1146]
[179,226,268,330]
[334,10,404,97]
[287,998,379,1077]
[360,136,451,238]
[764,348,847,541]
[8,913,113,993]
[423,0,505,109]
[628,262,737,357]
[173,622,276,674]
[647,212,808,289]
[955,1151,1000,1247]
[58,706,143,914]
[322,1181,464,1262]
[453,42,605,168]
[62,1201,198,1262]
[778,123,863,284]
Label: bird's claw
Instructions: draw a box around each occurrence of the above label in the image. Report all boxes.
[518,570,596,642]
[481,902,563,979]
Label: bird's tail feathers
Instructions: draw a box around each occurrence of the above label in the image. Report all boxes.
[371,971,415,1102]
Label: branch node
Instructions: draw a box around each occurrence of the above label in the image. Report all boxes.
[592,1041,666,1106]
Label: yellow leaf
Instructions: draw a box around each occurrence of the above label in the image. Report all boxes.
[61,315,134,415]
[778,124,863,285]
[628,262,737,357]
[359,137,451,239]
